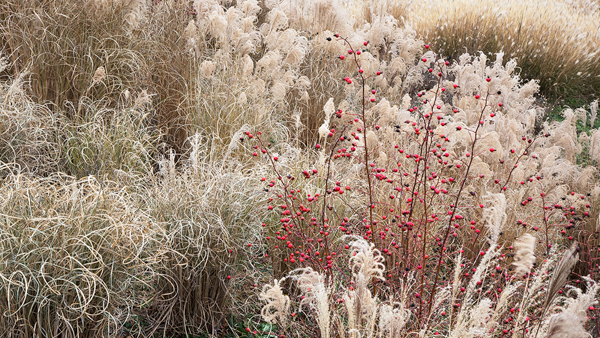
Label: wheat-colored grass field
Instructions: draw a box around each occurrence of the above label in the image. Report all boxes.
[1,0,600,337]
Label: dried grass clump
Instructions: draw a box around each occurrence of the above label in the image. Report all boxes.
[261,238,404,337]
[407,0,600,98]
[135,149,269,336]
[0,172,160,338]
[0,0,199,152]
[0,72,59,173]
[0,71,158,177]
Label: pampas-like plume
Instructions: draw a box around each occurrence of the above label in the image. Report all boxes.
[241,54,254,77]
[513,233,536,276]
[318,98,335,139]
[344,238,385,338]
[544,276,599,338]
[123,0,146,29]
[378,303,408,338]
[543,242,579,311]
[590,128,600,163]
[259,278,291,324]
[132,90,152,110]
[290,267,330,338]
[92,66,106,84]
[348,238,385,282]
[271,81,287,102]
[0,52,8,73]
[544,312,589,338]
[450,298,493,338]
[184,20,199,54]
[200,60,217,78]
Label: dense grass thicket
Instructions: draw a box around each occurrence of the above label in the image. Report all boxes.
[0,0,599,337]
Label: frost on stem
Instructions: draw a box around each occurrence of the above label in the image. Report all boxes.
[259,278,291,324]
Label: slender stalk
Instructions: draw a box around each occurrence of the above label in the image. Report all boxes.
[425,87,493,328]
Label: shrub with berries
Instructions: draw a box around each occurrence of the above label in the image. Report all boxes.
[242,34,600,337]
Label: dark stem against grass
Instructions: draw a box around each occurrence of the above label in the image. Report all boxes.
[499,137,539,193]
[416,54,445,323]
[319,125,350,274]
[336,37,376,247]
[425,86,493,331]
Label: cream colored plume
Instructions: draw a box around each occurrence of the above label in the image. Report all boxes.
[200,60,217,78]
[260,278,290,324]
[92,66,106,84]
[290,267,331,338]
[318,98,335,139]
[544,276,599,338]
[513,233,536,276]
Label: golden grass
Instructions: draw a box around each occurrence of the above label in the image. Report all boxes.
[406,0,600,99]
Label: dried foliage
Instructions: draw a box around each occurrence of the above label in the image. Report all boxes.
[0,0,599,337]
[408,0,600,99]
